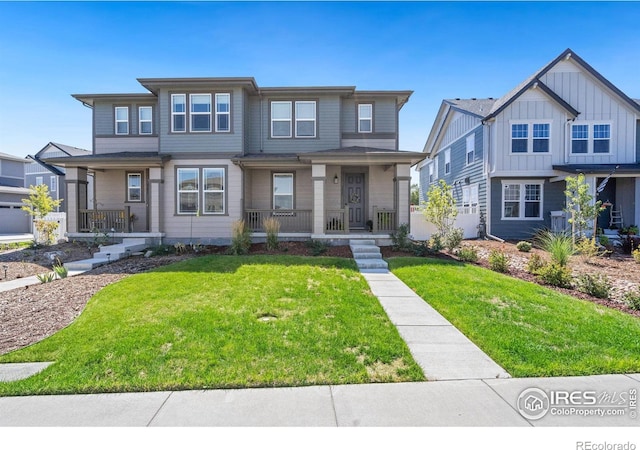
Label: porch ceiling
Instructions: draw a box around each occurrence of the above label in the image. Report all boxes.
[552,164,640,175]
[42,152,170,170]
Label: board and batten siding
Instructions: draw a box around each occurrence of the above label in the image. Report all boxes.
[245,94,341,154]
[157,87,245,154]
[636,120,640,163]
[161,159,243,242]
[540,60,637,165]
[490,177,566,240]
[440,111,482,150]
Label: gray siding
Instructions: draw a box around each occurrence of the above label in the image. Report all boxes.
[340,98,397,134]
[636,120,640,163]
[490,177,566,240]
[24,174,66,212]
[94,101,159,136]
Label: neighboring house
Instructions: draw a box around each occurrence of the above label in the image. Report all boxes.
[44,78,424,244]
[0,152,30,234]
[419,48,640,240]
[25,142,93,213]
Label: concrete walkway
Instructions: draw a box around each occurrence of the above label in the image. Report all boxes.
[0,269,86,293]
[0,374,639,426]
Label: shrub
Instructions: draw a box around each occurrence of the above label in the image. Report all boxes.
[598,235,610,246]
[305,239,328,256]
[228,220,252,255]
[488,250,510,273]
[391,223,412,251]
[412,241,430,257]
[516,241,532,252]
[535,230,575,267]
[456,245,478,263]
[574,273,612,299]
[624,289,640,311]
[633,249,640,264]
[575,237,606,263]
[428,234,444,253]
[52,260,68,279]
[535,262,572,288]
[525,253,546,274]
[36,272,56,284]
[263,217,280,251]
[444,228,464,252]
[619,234,640,255]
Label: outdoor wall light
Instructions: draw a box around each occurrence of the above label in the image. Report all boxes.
[333,174,339,184]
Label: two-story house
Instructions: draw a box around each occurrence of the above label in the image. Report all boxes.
[25,142,93,213]
[44,78,423,244]
[419,48,640,240]
[0,152,30,234]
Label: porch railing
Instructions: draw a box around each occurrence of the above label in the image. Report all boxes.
[373,207,396,232]
[244,209,312,233]
[79,207,130,233]
[325,209,349,233]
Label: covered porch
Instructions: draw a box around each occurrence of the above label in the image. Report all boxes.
[234,146,425,238]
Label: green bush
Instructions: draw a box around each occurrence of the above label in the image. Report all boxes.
[623,289,640,310]
[525,253,546,274]
[575,237,606,263]
[488,250,510,273]
[456,245,478,263]
[305,239,329,256]
[36,272,56,284]
[574,273,612,299]
[535,230,575,267]
[516,241,532,252]
[632,248,640,264]
[428,234,444,253]
[444,228,464,252]
[535,262,572,288]
[228,220,252,255]
[391,223,412,251]
[411,241,430,257]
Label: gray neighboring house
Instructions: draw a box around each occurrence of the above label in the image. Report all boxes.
[418,48,640,240]
[0,152,30,234]
[25,142,93,213]
[44,78,424,244]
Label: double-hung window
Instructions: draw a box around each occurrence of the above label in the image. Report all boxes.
[271,101,292,138]
[511,123,550,153]
[203,168,225,214]
[35,176,43,186]
[466,135,475,165]
[571,124,589,154]
[295,101,316,138]
[273,173,294,210]
[462,184,478,214]
[127,173,142,202]
[139,106,153,135]
[177,168,199,214]
[171,94,186,132]
[428,163,434,183]
[511,124,528,153]
[115,107,129,135]
[532,124,550,153]
[190,94,211,132]
[593,124,610,153]
[502,181,543,220]
[444,148,451,175]
[571,123,610,154]
[50,176,57,193]
[358,104,373,133]
[215,93,230,132]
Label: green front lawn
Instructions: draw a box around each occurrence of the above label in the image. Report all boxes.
[389,257,640,377]
[0,255,423,396]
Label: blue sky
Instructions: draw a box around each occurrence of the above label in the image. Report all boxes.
[1,1,639,166]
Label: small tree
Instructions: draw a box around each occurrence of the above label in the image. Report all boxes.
[423,179,458,238]
[21,184,63,245]
[564,174,604,242]
[410,183,420,205]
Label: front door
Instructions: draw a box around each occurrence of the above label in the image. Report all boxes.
[345,173,365,229]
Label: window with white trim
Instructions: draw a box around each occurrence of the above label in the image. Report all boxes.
[511,124,528,153]
[127,173,142,202]
[203,168,225,214]
[502,181,543,220]
[444,148,451,175]
[511,123,549,153]
[593,124,610,153]
[215,93,230,132]
[139,106,153,135]
[177,168,199,214]
[273,173,294,210]
[115,107,129,135]
[50,176,57,192]
[532,124,550,153]
[428,163,434,183]
[358,104,372,133]
[295,101,316,138]
[571,124,589,153]
[171,94,186,132]
[571,123,611,154]
[190,94,211,132]
[271,101,292,138]
[466,135,475,165]
[461,184,478,214]
[35,176,43,186]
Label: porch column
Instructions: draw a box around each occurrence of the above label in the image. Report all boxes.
[395,163,411,229]
[312,164,326,235]
[64,167,88,233]
[148,167,163,234]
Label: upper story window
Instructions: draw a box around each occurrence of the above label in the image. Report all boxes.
[273,173,294,210]
[444,148,451,175]
[466,135,475,165]
[171,94,186,133]
[358,104,373,133]
[295,101,316,138]
[115,107,129,135]
[511,123,550,153]
[50,176,57,193]
[571,124,610,154]
[139,106,153,135]
[428,163,434,183]
[35,176,43,186]
[190,94,211,132]
[215,93,230,132]
[127,173,142,202]
[271,100,317,138]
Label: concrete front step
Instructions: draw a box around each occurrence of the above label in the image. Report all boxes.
[350,239,388,272]
[350,245,380,254]
[353,252,382,260]
[355,259,389,270]
[64,258,110,271]
[64,238,150,271]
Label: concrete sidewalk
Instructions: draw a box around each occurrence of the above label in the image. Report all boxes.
[0,374,639,426]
